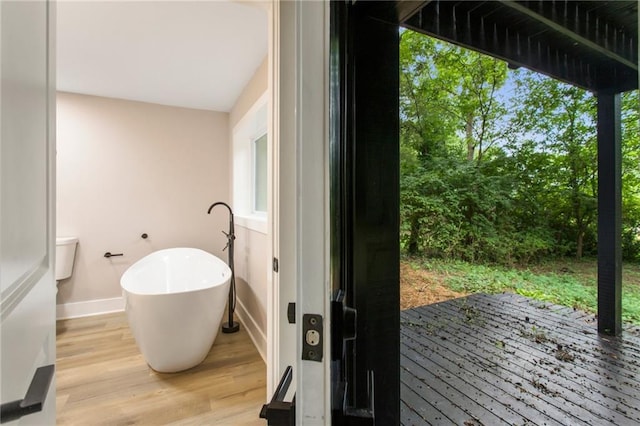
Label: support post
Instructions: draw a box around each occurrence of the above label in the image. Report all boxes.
[597,91,622,336]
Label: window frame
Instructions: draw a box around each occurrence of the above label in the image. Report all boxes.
[231,92,268,234]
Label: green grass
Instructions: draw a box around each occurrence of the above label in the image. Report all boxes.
[412,257,640,325]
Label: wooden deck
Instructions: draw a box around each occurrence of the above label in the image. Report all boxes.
[400,293,640,426]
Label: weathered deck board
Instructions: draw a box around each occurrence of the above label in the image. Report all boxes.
[400,293,640,426]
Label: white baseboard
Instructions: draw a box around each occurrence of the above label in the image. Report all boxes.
[235,298,267,363]
[57,296,267,364]
[56,296,124,320]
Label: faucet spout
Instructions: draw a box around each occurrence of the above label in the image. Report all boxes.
[207,201,232,216]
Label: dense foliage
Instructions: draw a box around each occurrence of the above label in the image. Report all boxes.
[400,30,640,264]
[406,258,640,325]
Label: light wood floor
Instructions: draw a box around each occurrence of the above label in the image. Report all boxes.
[56,312,266,425]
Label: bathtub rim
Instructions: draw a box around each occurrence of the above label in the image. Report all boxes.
[120,247,231,297]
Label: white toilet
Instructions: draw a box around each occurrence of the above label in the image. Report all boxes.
[56,236,78,284]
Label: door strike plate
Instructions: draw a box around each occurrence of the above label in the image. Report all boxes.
[302,314,323,362]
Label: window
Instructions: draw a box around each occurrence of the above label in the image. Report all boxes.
[232,93,268,233]
[253,133,268,214]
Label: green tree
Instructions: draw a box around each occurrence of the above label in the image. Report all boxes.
[508,74,598,259]
[621,90,640,261]
[399,31,510,257]
[400,29,639,264]
[399,31,456,255]
[431,42,507,162]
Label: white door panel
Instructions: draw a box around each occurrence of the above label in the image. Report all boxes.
[1,0,49,294]
[266,0,330,423]
[1,0,56,424]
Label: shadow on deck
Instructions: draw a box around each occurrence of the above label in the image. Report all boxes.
[400,293,640,426]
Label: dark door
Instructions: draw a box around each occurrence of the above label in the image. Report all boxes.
[330,2,401,424]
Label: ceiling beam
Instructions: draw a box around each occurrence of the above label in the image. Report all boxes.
[403,5,601,92]
[401,0,637,92]
[497,0,638,71]
[363,0,433,24]
[394,0,432,24]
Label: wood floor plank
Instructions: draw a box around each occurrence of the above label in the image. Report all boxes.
[400,383,436,426]
[56,312,266,425]
[405,304,640,423]
[433,296,640,389]
[402,321,574,425]
[400,368,468,424]
[401,294,640,425]
[410,301,640,400]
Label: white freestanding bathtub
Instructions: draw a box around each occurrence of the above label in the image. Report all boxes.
[120,248,231,373]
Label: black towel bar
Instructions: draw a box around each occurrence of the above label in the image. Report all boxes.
[104,252,123,258]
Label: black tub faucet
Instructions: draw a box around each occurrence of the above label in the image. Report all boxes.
[207,201,239,333]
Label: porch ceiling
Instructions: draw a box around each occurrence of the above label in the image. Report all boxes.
[397,0,638,93]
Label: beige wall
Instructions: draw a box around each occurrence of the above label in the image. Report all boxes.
[230,56,268,129]
[229,55,269,359]
[56,92,230,307]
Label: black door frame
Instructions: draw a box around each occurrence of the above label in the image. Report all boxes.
[329,1,633,423]
[330,2,401,424]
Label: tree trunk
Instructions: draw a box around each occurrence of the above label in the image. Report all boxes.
[466,112,475,161]
[576,230,584,260]
[407,216,421,255]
